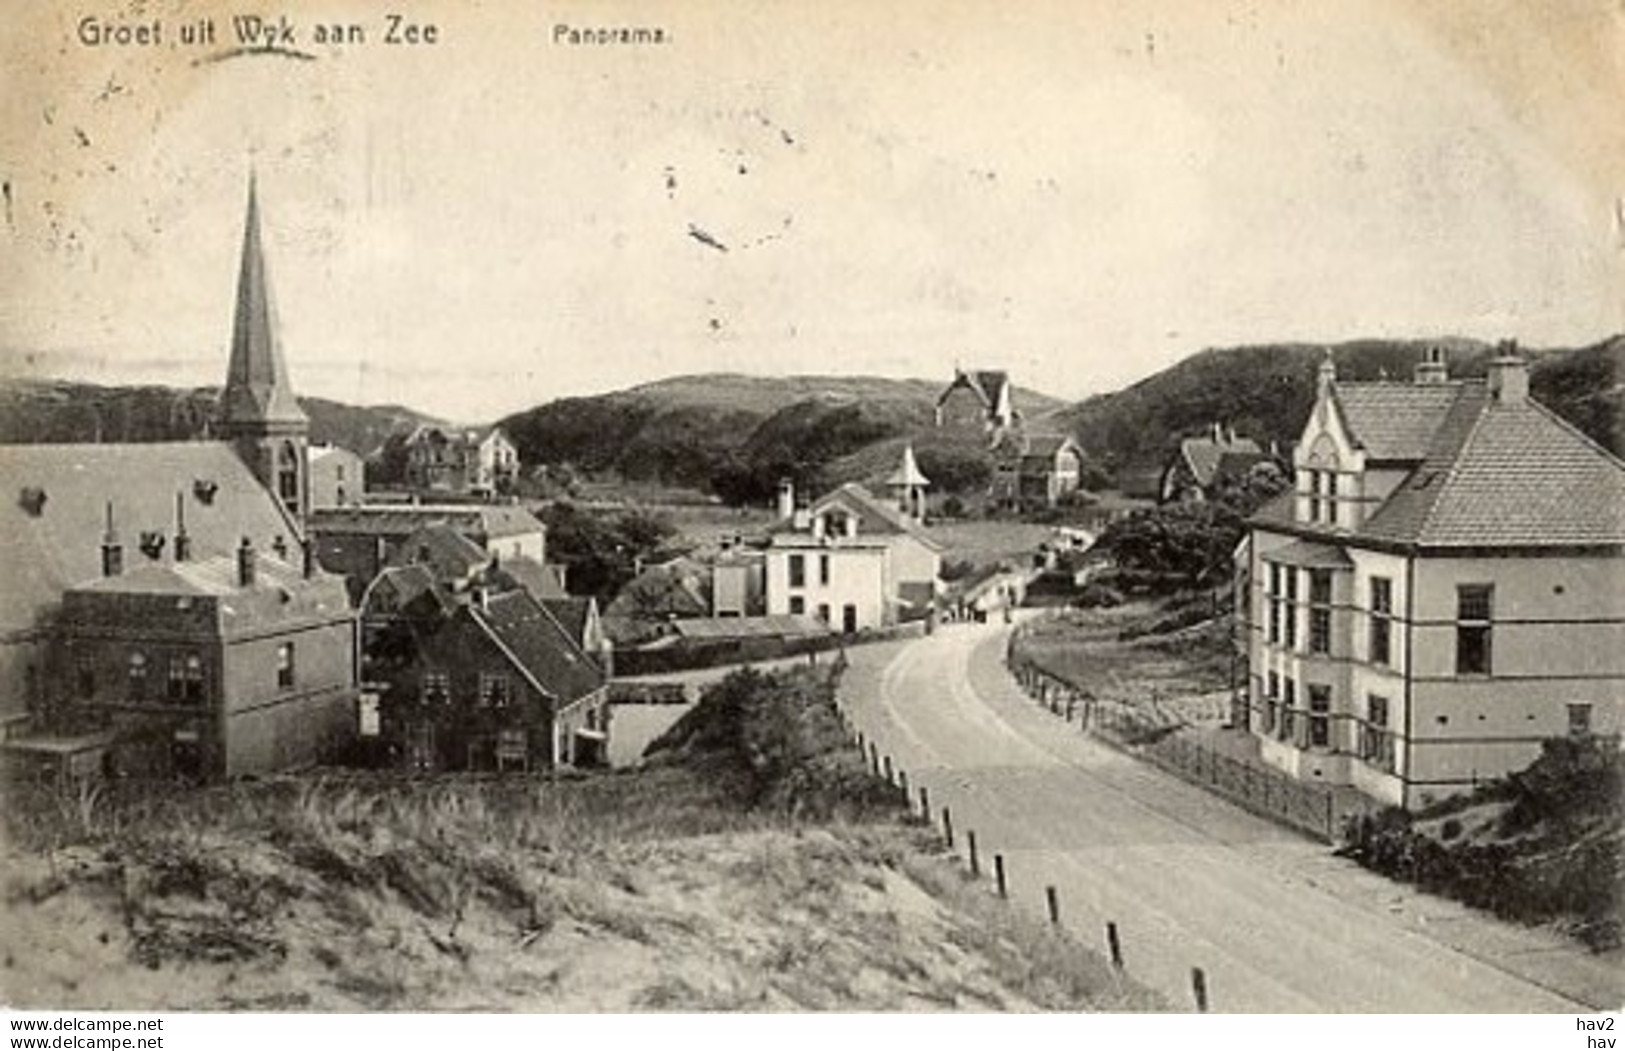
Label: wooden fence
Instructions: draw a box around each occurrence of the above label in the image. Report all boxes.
[1006,648,1368,843]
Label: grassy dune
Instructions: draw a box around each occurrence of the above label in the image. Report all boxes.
[2,667,1162,1012]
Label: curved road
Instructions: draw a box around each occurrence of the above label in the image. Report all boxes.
[838,620,1616,1013]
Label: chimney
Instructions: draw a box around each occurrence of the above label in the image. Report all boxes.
[1414,345,1449,385]
[471,581,489,611]
[101,501,123,578]
[173,492,191,562]
[1486,343,1528,404]
[237,536,257,588]
[776,478,795,520]
[792,494,811,532]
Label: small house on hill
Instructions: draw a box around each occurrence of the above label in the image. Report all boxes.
[992,433,1084,509]
[1160,425,1273,504]
[935,368,1018,440]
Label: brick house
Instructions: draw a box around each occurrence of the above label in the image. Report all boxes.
[371,587,609,772]
[39,542,355,782]
[1238,348,1625,809]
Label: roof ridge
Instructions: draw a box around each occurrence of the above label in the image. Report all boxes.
[1410,386,1490,541]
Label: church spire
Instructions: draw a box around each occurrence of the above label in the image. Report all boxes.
[221,172,306,433]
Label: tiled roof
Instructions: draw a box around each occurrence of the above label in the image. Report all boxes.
[309,503,543,540]
[1255,381,1625,549]
[492,556,569,600]
[0,441,301,636]
[70,552,351,633]
[538,596,596,648]
[1333,383,1463,461]
[1179,434,1263,487]
[815,484,944,551]
[1363,393,1625,547]
[472,590,602,706]
[389,522,489,581]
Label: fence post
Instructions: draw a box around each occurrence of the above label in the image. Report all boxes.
[1045,885,1060,926]
[968,830,980,877]
[919,786,930,822]
[1106,921,1123,969]
[1324,790,1334,840]
[942,806,954,849]
[882,754,893,784]
[1191,967,1209,1013]
[994,854,1007,898]
[898,769,909,798]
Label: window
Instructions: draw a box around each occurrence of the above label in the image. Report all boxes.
[1307,685,1331,748]
[1261,671,1280,734]
[1307,470,1321,524]
[818,554,830,586]
[1284,568,1298,650]
[789,596,806,616]
[480,673,511,709]
[1325,473,1339,526]
[1266,562,1283,645]
[1568,703,1593,738]
[1455,585,1493,675]
[1369,577,1392,666]
[127,652,148,701]
[276,642,295,689]
[1278,678,1296,741]
[422,670,451,707]
[1308,570,1332,655]
[817,603,831,624]
[788,554,805,588]
[168,654,204,704]
[1362,694,1394,772]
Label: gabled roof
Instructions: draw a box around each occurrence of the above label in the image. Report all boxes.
[1023,434,1077,459]
[389,522,490,581]
[471,590,603,706]
[1361,390,1625,547]
[0,441,301,636]
[936,369,1010,409]
[361,564,455,619]
[1331,383,1464,461]
[538,596,597,649]
[491,555,569,600]
[812,483,944,551]
[1177,433,1263,487]
[1255,379,1625,549]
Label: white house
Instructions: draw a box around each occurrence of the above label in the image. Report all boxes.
[1239,347,1625,809]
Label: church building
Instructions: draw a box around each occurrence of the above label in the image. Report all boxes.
[0,177,359,782]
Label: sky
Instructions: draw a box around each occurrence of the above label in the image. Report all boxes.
[1,0,1621,422]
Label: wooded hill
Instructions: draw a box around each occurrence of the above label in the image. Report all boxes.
[0,378,441,458]
[497,373,1064,502]
[1047,335,1623,476]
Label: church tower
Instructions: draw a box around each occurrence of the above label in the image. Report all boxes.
[219,174,310,531]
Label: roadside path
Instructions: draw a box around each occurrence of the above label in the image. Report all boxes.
[837,620,1620,1012]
